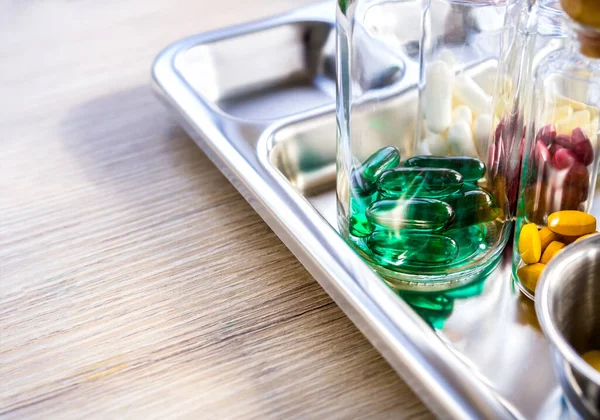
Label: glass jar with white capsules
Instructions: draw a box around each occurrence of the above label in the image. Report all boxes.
[337,0,511,291]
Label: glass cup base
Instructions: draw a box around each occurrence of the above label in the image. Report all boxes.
[342,216,511,292]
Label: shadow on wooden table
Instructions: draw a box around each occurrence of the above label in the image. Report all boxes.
[49,85,432,419]
[59,85,229,198]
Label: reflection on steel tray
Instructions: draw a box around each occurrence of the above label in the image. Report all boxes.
[152,2,599,418]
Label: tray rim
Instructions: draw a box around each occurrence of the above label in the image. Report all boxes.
[151,3,523,418]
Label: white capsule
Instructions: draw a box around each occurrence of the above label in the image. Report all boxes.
[426,133,451,156]
[471,65,498,96]
[448,120,478,158]
[437,48,457,73]
[453,74,492,116]
[451,105,473,124]
[473,113,492,157]
[415,139,431,155]
[424,60,453,134]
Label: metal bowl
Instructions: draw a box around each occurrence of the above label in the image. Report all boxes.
[536,234,600,419]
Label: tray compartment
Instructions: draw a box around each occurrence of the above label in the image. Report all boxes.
[174,21,336,120]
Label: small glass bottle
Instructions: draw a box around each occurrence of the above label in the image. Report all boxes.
[337,0,511,291]
[512,2,600,299]
[489,0,566,218]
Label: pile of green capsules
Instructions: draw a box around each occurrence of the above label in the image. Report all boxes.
[348,146,501,271]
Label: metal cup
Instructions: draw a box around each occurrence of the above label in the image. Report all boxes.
[536,234,600,419]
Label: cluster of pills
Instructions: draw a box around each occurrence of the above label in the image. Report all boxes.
[418,53,493,161]
[524,100,598,223]
[517,211,598,293]
[348,146,501,272]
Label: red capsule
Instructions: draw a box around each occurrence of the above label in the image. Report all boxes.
[554,134,573,149]
[488,142,495,163]
[564,162,590,200]
[488,143,497,177]
[494,119,504,143]
[555,184,585,210]
[488,136,503,178]
[524,181,550,224]
[534,140,551,165]
[546,169,584,211]
[571,127,594,166]
[550,144,565,157]
[518,136,525,159]
[536,124,557,146]
[533,140,551,180]
[552,148,578,170]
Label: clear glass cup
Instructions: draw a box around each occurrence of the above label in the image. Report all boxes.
[513,15,600,299]
[336,0,511,291]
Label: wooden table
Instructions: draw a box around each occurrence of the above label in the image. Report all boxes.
[0,1,431,418]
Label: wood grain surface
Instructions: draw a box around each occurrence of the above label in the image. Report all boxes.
[0,1,432,418]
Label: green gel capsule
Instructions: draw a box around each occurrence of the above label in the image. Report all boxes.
[404,156,486,182]
[443,188,498,228]
[367,231,459,265]
[441,182,480,206]
[444,224,487,264]
[350,168,376,197]
[359,146,401,182]
[349,214,375,237]
[350,194,375,215]
[377,168,464,199]
[366,198,454,231]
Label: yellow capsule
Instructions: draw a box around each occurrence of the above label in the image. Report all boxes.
[494,99,506,119]
[539,227,560,251]
[583,117,599,139]
[556,110,591,135]
[555,105,574,120]
[575,231,600,242]
[547,211,597,237]
[517,263,546,292]
[542,105,573,123]
[540,241,565,264]
[519,223,542,264]
[583,350,600,372]
[552,95,588,111]
[590,106,600,122]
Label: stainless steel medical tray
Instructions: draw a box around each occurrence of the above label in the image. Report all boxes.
[151,3,595,418]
